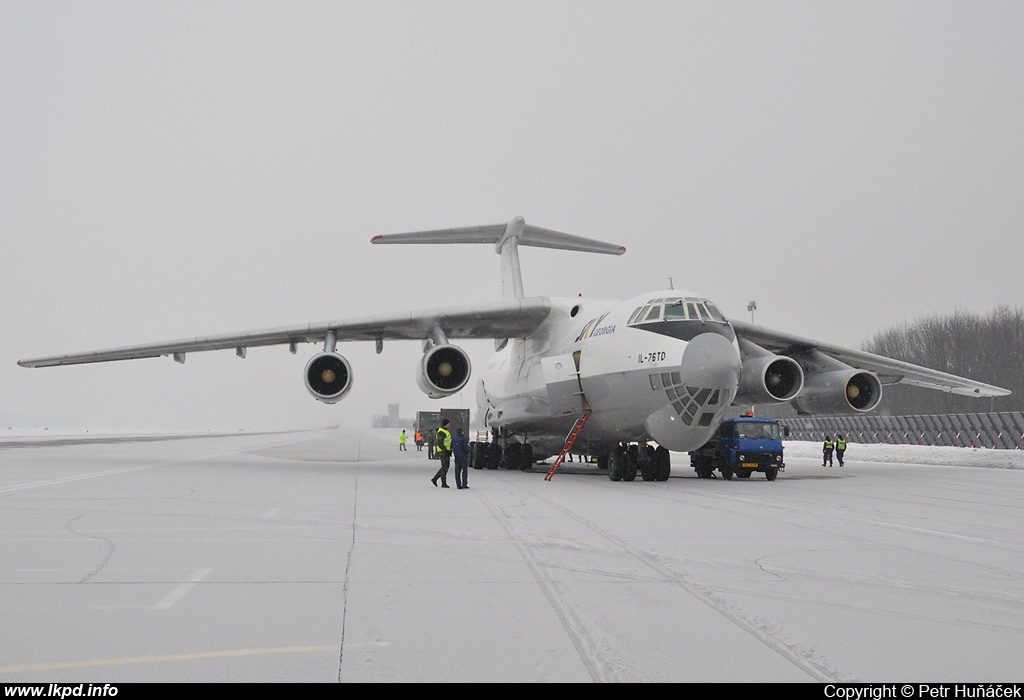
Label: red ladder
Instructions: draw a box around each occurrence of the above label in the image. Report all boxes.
[544,412,591,481]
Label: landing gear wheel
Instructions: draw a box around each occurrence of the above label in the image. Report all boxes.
[641,446,657,481]
[470,441,485,469]
[607,448,625,482]
[655,446,671,481]
[765,467,779,481]
[486,442,501,470]
[721,464,734,481]
[736,470,751,479]
[504,443,521,470]
[623,445,638,482]
[520,443,534,471]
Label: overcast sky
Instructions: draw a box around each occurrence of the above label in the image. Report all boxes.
[2,1,1021,431]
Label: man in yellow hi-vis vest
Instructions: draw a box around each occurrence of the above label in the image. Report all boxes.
[431,419,453,488]
[836,434,847,467]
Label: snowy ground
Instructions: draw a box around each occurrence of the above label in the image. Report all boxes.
[2,427,1024,682]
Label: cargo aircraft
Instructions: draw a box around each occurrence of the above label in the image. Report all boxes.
[18,217,1010,481]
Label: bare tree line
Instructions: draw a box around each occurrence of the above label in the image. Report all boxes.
[861,305,1024,414]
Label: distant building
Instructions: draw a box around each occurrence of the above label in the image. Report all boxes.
[370,403,415,429]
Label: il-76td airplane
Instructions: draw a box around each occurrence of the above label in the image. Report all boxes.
[19,217,1010,480]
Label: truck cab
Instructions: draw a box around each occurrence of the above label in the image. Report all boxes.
[689,414,786,481]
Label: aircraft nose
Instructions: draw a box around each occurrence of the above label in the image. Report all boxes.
[645,332,741,451]
[680,332,742,392]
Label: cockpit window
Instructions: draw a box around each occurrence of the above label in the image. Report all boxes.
[628,296,728,326]
[705,302,726,322]
[664,299,686,320]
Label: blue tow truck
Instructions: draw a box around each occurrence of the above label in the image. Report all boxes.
[689,413,787,481]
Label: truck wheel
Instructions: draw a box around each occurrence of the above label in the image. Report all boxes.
[765,467,778,481]
[720,464,734,480]
[607,448,625,482]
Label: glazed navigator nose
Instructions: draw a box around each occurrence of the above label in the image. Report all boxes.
[644,332,742,451]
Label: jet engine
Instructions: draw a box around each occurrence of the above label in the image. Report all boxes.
[734,349,804,405]
[791,369,883,414]
[416,344,471,398]
[304,352,353,404]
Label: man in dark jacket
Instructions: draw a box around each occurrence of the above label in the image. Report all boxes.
[452,427,471,490]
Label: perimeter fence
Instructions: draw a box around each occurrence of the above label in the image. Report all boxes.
[781,411,1024,450]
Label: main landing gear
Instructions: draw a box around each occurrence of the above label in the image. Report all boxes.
[469,435,534,471]
[605,444,671,482]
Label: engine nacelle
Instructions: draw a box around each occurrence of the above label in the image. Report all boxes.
[734,353,804,404]
[792,369,883,415]
[304,352,353,404]
[416,344,471,398]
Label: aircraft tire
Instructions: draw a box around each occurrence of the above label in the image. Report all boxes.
[641,445,657,481]
[470,442,486,469]
[736,470,751,479]
[721,464,734,481]
[486,442,501,470]
[520,443,534,471]
[504,443,521,470]
[607,448,625,482]
[623,446,638,482]
[656,447,671,481]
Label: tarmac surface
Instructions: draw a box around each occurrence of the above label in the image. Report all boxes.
[1,428,1022,683]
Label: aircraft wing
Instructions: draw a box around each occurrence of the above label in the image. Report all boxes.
[730,319,1011,398]
[18,298,553,368]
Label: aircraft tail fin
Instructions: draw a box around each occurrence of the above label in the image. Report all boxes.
[370,217,626,300]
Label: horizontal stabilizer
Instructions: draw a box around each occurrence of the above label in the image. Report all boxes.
[371,217,624,300]
[370,217,626,256]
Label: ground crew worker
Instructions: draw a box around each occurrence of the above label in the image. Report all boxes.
[835,434,847,467]
[431,419,453,488]
[822,435,834,467]
[399,430,407,451]
[414,430,424,451]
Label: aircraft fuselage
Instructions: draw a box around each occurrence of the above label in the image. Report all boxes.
[478,291,743,459]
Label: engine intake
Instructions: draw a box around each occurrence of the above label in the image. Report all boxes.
[304,352,353,404]
[792,369,883,415]
[735,353,804,404]
[417,344,471,398]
